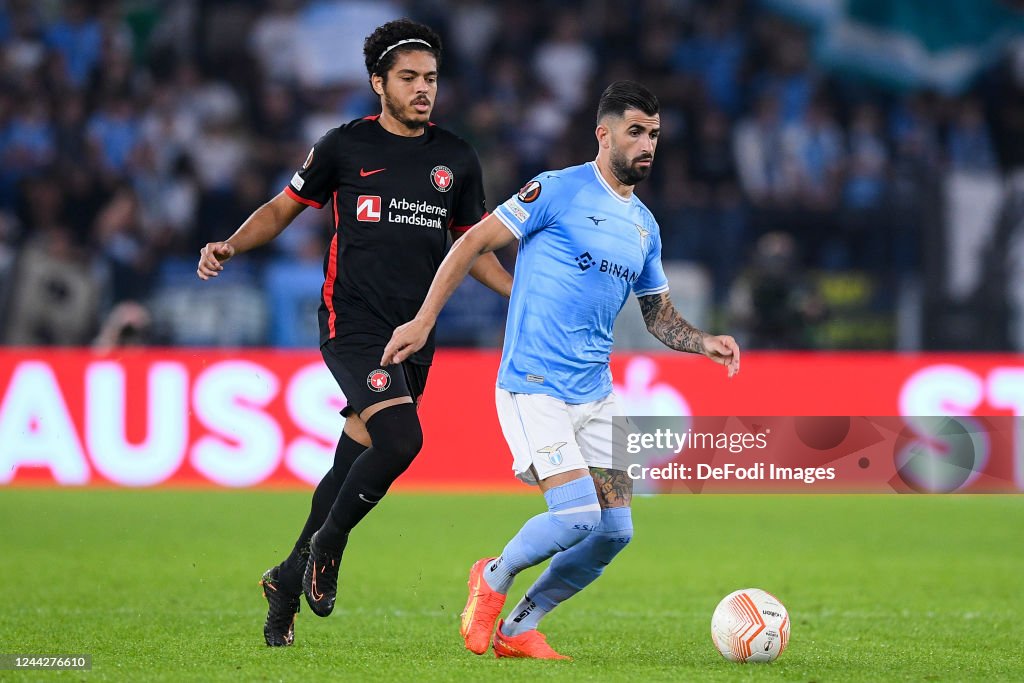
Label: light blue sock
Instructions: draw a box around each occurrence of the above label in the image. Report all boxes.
[482,477,601,594]
[503,506,633,636]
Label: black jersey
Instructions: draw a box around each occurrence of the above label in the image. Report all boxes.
[284,115,487,365]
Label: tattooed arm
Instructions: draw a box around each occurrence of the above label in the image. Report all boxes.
[638,291,706,353]
[638,291,741,377]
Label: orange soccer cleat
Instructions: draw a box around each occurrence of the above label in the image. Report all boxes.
[459,557,507,654]
[492,619,571,660]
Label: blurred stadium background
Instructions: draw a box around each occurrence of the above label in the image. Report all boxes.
[2,0,1024,352]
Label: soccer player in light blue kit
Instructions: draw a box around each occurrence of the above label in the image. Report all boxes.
[383,81,740,659]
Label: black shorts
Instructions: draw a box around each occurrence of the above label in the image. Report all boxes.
[321,338,430,418]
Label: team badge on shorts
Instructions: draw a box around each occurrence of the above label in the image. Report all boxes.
[431,165,453,192]
[537,441,567,466]
[367,369,391,392]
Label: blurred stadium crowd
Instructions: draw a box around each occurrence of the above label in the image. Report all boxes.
[2,0,1023,350]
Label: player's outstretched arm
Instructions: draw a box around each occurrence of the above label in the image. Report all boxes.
[454,224,512,297]
[638,291,741,377]
[382,214,516,365]
[467,250,513,298]
[196,191,306,280]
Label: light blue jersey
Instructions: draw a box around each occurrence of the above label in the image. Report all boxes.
[493,162,669,403]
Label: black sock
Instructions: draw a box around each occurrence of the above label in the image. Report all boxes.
[277,431,367,592]
[316,404,423,549]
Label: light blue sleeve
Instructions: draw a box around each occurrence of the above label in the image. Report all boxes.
[492,175,558,239]
[633,223,670,297]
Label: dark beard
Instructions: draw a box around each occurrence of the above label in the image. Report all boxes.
[383,93,428,131]
[610,151,652,186]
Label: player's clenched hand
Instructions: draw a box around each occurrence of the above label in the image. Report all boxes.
[702,334,741,378]
[381,318,432,366]
[196,241,236,280]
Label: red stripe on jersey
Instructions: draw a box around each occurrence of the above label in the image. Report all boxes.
[332,190,339,229]
[284,185,324,209]
[450,211,490,233]
[324,230,339,338]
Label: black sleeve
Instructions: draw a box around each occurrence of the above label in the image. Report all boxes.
[284,128,342,209]
[450,147,487,233]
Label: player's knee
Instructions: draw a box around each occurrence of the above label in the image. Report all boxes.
[594,507,633,559]
[374,427,422,461]
[598,522,633,555]
[551,506,602,548]
[365,403,423,463]
[342,415,372,447]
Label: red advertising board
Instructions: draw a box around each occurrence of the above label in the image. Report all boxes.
[0,349,1021,490]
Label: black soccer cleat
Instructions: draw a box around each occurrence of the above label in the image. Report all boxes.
[260,565,300,646]
[302,530,347,617]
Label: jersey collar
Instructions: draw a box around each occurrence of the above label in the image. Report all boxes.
[588,161,632,205]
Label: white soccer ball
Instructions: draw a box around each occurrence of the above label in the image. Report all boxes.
[710,588,790,663]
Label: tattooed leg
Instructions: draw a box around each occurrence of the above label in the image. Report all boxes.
[589,467,634,508]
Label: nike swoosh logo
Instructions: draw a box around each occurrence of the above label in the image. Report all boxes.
[358,493,379,504]
[461,576,480,634]
[359,168,386,177]
[310,562,323,601]
[461,594,477,633]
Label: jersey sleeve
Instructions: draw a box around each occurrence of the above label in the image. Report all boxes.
[492,175,559,239]
[450,148,488,233]
[284,128,341,209]
[633,222,670,297]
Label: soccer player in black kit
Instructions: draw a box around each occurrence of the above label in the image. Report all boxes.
[196,19,512,646]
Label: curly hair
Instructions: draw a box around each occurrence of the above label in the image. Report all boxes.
[363,19,442,82]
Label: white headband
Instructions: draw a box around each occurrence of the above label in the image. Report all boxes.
[376,38,433,64]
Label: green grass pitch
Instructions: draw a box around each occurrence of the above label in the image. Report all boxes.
[1,490,1021,681]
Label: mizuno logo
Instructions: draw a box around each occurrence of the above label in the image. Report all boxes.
[359,167,386,177]
[358,494,379,504]
[587,216,606,225]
